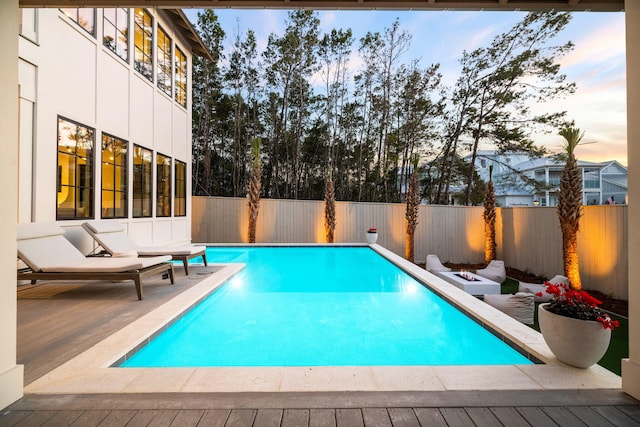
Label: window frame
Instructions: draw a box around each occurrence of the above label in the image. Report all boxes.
[133,144,153,218]
[133,8,153,82]
[157,25,173,97]
[156,153,172,218]
[174,160,187,217]
[102,7,129,62]
[101,133,128,219]
[56,116,95,220]
[60,8,96,37]
[175,46,187,108]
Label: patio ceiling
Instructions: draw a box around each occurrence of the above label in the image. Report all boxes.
[18,0,624,12]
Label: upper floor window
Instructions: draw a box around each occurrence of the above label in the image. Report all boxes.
[175,47,187,108]
[57,117,94,220]
[60,8,95,36]
[157,26,173,96]
[19,8,38,43]
[156,153,172,217]
[134,8,153,82]
[133,145,152,218]
[175,160,186,217]
[103,8,129,62]
[101,134,128,218]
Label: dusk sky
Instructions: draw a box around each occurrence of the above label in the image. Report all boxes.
[184,9,627,165]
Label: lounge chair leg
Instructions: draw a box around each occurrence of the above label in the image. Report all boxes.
[202,252,208,267]
[183,258,189,275]
[168,264,175,284]
[134,278,143,300]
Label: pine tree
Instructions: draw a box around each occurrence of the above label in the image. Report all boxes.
[558,127,584,290]
[247,138,261,243]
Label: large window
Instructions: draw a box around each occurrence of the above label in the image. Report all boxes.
[157,26,172,96]
[60,8,95,36]
[103,8,128,62]
[175,47,187,107]
[57,117,94,220]
[175,160,186,217]
[134,8,153,82]
[101,134,128,218]
[156,153,172,217]
[133,145,152,218]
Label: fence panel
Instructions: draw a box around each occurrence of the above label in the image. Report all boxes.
[192,197,628,299]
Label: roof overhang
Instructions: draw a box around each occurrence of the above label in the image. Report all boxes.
[163,9,213,61]
[18,0,625,12]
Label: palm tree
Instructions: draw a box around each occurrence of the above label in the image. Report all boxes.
[557,127,585,290]
[247,138,261,243]
[324,173,336,243]
[405,155,420,262]
[483,165,497,264]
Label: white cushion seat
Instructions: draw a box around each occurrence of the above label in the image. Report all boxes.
[483,292,535,324]
[476,260,506,283]
[426,254,451,272]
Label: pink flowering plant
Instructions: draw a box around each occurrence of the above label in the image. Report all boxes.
[538,282,619,330]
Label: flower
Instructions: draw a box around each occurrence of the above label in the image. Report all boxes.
[367,227,377,233]
[537,282,619,330]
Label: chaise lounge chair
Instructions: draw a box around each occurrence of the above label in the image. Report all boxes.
[426,254,452,272]
[476,259,506,284]
[17,222,174,300]
[82,220,207,275]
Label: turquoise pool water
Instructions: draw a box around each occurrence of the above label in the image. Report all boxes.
[121,246,532,367]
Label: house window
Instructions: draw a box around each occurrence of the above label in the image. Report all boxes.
[175,160,186,217]
[101,134,128,218]
[133,145,152,218]
[57,116,94,220]
[156,153,172,217]
[60,8,95,36]
[103,8,128,61]
[134,8,153,82]
[175,47,187,107]
[157,26,172,96]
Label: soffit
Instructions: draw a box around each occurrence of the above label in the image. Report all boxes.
[18,0,625,12]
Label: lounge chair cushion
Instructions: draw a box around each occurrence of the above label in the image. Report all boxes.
[42,255,172,273]
[484,292,535,324]
[476,260,506,283]
[426,254,451,272]
[83,220,126,234]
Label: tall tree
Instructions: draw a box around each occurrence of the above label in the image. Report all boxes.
[324,173,336,243]
[557,127,584,290]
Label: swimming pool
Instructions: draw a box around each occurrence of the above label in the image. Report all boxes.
[121,246,532,367]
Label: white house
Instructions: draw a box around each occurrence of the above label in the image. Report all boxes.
[471,151,628,207]
[18,7,210,252]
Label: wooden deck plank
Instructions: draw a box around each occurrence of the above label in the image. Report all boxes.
[197,409,230,427]
[592,406,640,426]
[0,410,32,426]
[253,409,283,427]
[439,408,475,427]
[225,409,257,427]
[97,409,137,427]
[540,407,588,427]
[147,409,180,426]
[566,407,614,427]
[335,408,363,427]
[465,407,502,426]
[413,408,447,426]
[281,409,309,427]
[618,405,640,422]
[41,410,84,426]
[309,409,336,427]
[12,410,56,426]
[170,409,206,426]
[67,409,110,426]
[488,407,530,427]
[515,407,556,427]
[125,410,158,427]
[361,408,391,427]
[387,408,419,427]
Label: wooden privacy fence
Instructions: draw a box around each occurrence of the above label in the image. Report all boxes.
[192,197,628,299]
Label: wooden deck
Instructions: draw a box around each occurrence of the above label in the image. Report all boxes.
[4,265,640,426]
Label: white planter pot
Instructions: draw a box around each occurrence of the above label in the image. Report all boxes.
[366,232,378,244]
[538,303,611,368]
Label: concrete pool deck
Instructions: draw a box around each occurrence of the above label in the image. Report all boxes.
[20,244,621,395]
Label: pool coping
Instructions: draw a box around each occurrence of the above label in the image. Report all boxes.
[24,244,622,394]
